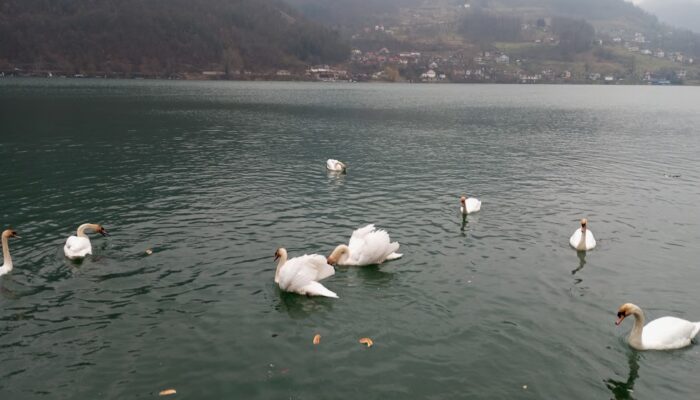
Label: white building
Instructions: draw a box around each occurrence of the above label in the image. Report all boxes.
[496,54,510,64]
[420,69,437,81]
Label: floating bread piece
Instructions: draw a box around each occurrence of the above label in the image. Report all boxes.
[146,249,153,255]
[359,337,373,347]
[159,389,177,396]
[313,334,321,345]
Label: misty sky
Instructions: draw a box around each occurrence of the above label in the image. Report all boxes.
[629,0,700,32]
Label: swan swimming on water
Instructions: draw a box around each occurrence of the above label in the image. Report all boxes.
[0,229,20,277]
[326,159,347,172]
[460,195,481,215]
[64,223,109,260]
[569,218,596,250]
[615,303,700,350]
[327,224,402,266]
[274,248,338,298]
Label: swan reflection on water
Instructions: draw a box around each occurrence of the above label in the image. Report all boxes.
[326,170,346,187]
[605,352,640,400]
[276,290,335,319]
[352,264,395,289]
[460,213,480,237]
[572,250,587,275]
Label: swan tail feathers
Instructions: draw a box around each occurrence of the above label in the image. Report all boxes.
[302,281,338,298]
[386,252,403,261]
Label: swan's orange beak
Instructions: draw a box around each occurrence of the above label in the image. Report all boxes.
[274,253,280,261]
[615,312,625,326]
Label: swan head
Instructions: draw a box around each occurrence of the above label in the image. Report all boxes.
[274,248,287,262]
[95,225,109,236]
[580,218,588,232]
[2,229,19,239]
[327,245,349,266]
[77,223,109,237]
[615,303,641,325]
[460,196,467,204]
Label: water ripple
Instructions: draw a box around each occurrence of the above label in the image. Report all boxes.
[1,81,700,399]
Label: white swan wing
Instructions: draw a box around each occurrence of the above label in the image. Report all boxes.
[349,225,400,265]
[466,198,481,213]
[585,230,596,249]
[569,229,595,250]
[346,224,374,261]
[64,236,92,259]
[326,159,345,171]
[348,224,375,245]
[569,229,582,248]
[303,254,336,281]
[278,254,336,297]
[642,317,700,350]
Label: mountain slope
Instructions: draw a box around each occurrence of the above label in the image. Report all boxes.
[0,0,349,76]
[635,0,700,33]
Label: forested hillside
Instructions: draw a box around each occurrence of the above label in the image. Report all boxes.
[0,0,349,77]
[2,0,699,83]
[285,0,421,28]
[286,0,699,84]
[287,0,700,57]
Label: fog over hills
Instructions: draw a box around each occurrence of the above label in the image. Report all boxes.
[631,0,700,33]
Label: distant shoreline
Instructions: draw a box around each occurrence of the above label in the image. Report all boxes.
[0,75,694,86]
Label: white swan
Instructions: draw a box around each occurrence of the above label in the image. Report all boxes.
[327,224,402,266]
[326,159,347,172]
[460,195,481,214]
[569,218,596,250]
[64,223,109,260]
[616,303,700,350]
[0,229,20,277]
[274,248,338,298]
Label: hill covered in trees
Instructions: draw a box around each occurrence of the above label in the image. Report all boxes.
[288,0,700,84]
[2,0,699,83]
[0,0,349,77]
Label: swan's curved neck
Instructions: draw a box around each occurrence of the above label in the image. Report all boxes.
[329,244,350,264]
[628,309,645,349]
[275,252,288,283]
[2,234,12,269]
[577,228,587,248]
[77,223,98,238]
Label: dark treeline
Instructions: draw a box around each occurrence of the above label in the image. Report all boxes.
[0,0,349,76]
[285,0,422,28]
[653,28,700,58]
[551,17,595,56]
[459,11,521,42]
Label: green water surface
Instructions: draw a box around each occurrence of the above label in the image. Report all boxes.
[1,79,700,399]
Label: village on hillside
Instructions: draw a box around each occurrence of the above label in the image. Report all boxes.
[2,2,699,85]
[308,16,698,85]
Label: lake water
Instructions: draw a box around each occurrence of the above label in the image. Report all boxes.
[1,79,700,399]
